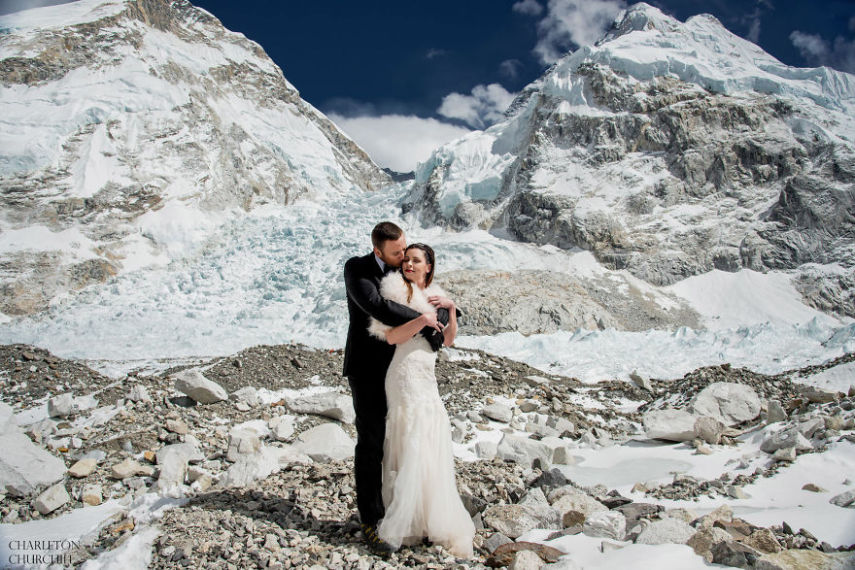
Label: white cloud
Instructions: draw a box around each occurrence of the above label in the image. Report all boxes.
[437,83,517,129]
[532,0,627,64]
[425,48,448,60]
[328,114,471,173]
[790,30,855,73]
[499,58,524,79]
[513,0,543,16]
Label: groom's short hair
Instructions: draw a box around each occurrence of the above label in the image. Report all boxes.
[371,221,403,249]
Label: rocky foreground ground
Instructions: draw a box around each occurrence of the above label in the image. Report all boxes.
[1,343,854,569]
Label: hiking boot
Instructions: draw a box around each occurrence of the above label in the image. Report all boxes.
[360,523,396,556]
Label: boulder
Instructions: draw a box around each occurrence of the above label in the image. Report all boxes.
[694,416,726,444]
[287,391,355,424]
[172,369,228,404]
[582,510,626,540]
[483,504,562,539]
[232,387,261,407]
[293,423,354,462]
[756,549,855,570]
[0,402,18,434]
[509,550,545,570]
[156,443,203,495]
[482,403,514,423]
[760,428,813,454]
[711,541,760,569]
[476,441,498,460]
[81,483,103,506]
[497,433,553,469]
[33,482,70,515]
[111,458,152,480]
[829,489,855,508]
[127,385,151,403]
[485,532,513,554]
[691,382,761,426]
[487,541,565,567]
[0,432,67,497]
[269,415,296,441]
[642,409,697,442]
[743,529,783,554]
[687,527,734,563]
[227,428,263,462]
[635,518,695,545]
[765,400,787,424]
[221,445,310,488]
[549,487,608,520]
[47,393,76,418]
[68,458,98,478]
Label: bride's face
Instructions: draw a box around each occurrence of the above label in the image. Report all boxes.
[402,248,431,286]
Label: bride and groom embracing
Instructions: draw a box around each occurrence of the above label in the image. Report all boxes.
[343,221,475,559]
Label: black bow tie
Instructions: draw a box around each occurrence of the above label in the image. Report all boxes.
[383,264,397,275]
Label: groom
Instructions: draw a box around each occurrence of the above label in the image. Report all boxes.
[343,221,447,553]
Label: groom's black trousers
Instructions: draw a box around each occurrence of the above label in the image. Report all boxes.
[348,374,388,528]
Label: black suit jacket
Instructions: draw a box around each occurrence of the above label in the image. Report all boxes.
[343,253,447,379]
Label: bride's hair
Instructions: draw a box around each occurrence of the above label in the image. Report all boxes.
[402,243,435,302]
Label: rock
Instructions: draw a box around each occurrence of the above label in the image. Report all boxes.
[760,427,813,454]
[796,417,825,438]
[221,445,310,488]
[509,550,545,570]
[227,428,263,462]
[582,510,626,540]
[756,550,855,570]
[773,447,797,462]
[530,468,569,491]
[691,382,761,426]
[0,432,67,497]
[485,532,513,554]
[642,409,697,442]
[615,503,663,529]
[630,370,654,392]
[172,369,228,404]
[829,489,855,508]
[287,391,355,424]
[687,527,734,563]
[33,482,70,515]
[232,386,261,407]
[635,517,696,545]
[728,485,751,499]
[156,443,203,495]
[520,487,549,506]
[81,483,103,506]
[476,440,498,460]
[694,416,726,444]
[293,423,354,462]
[711,541,760,569]
[111,458,148,480]
[766,400,787,423]
[552,447,577,465]
[550,487,608,521]
[68,458,98,478]
[483,504,562,539]
[497,433,553,469]
[269,415,296,441]
[47,393,76,418]
[743,528,783,554]
[127,385,151,403]
[801,483,826,493]
[165,419,189,435]
[486,541,565,566]
[519,400,539,413]
[482,403,514,423]
[798,386,837,404]
[0,402,18,434]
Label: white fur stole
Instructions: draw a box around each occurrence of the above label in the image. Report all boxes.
[367,272,447,341]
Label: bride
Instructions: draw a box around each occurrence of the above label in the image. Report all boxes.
[367,243,475,559]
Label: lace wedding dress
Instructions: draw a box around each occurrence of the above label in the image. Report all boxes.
[368,273,475,559]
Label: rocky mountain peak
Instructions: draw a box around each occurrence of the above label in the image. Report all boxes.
[405,6,855,318]
[0,0,391,318]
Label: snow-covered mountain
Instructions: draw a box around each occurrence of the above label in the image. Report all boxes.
[0,0,390,317]
[405,3,855,318]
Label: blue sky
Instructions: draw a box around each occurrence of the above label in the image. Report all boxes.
[8,0,853,171]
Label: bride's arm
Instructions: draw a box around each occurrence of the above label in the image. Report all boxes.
[385,312,440,345]
[442,300,457,346]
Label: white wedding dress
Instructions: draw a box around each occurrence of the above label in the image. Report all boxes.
[368,273,475,559]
